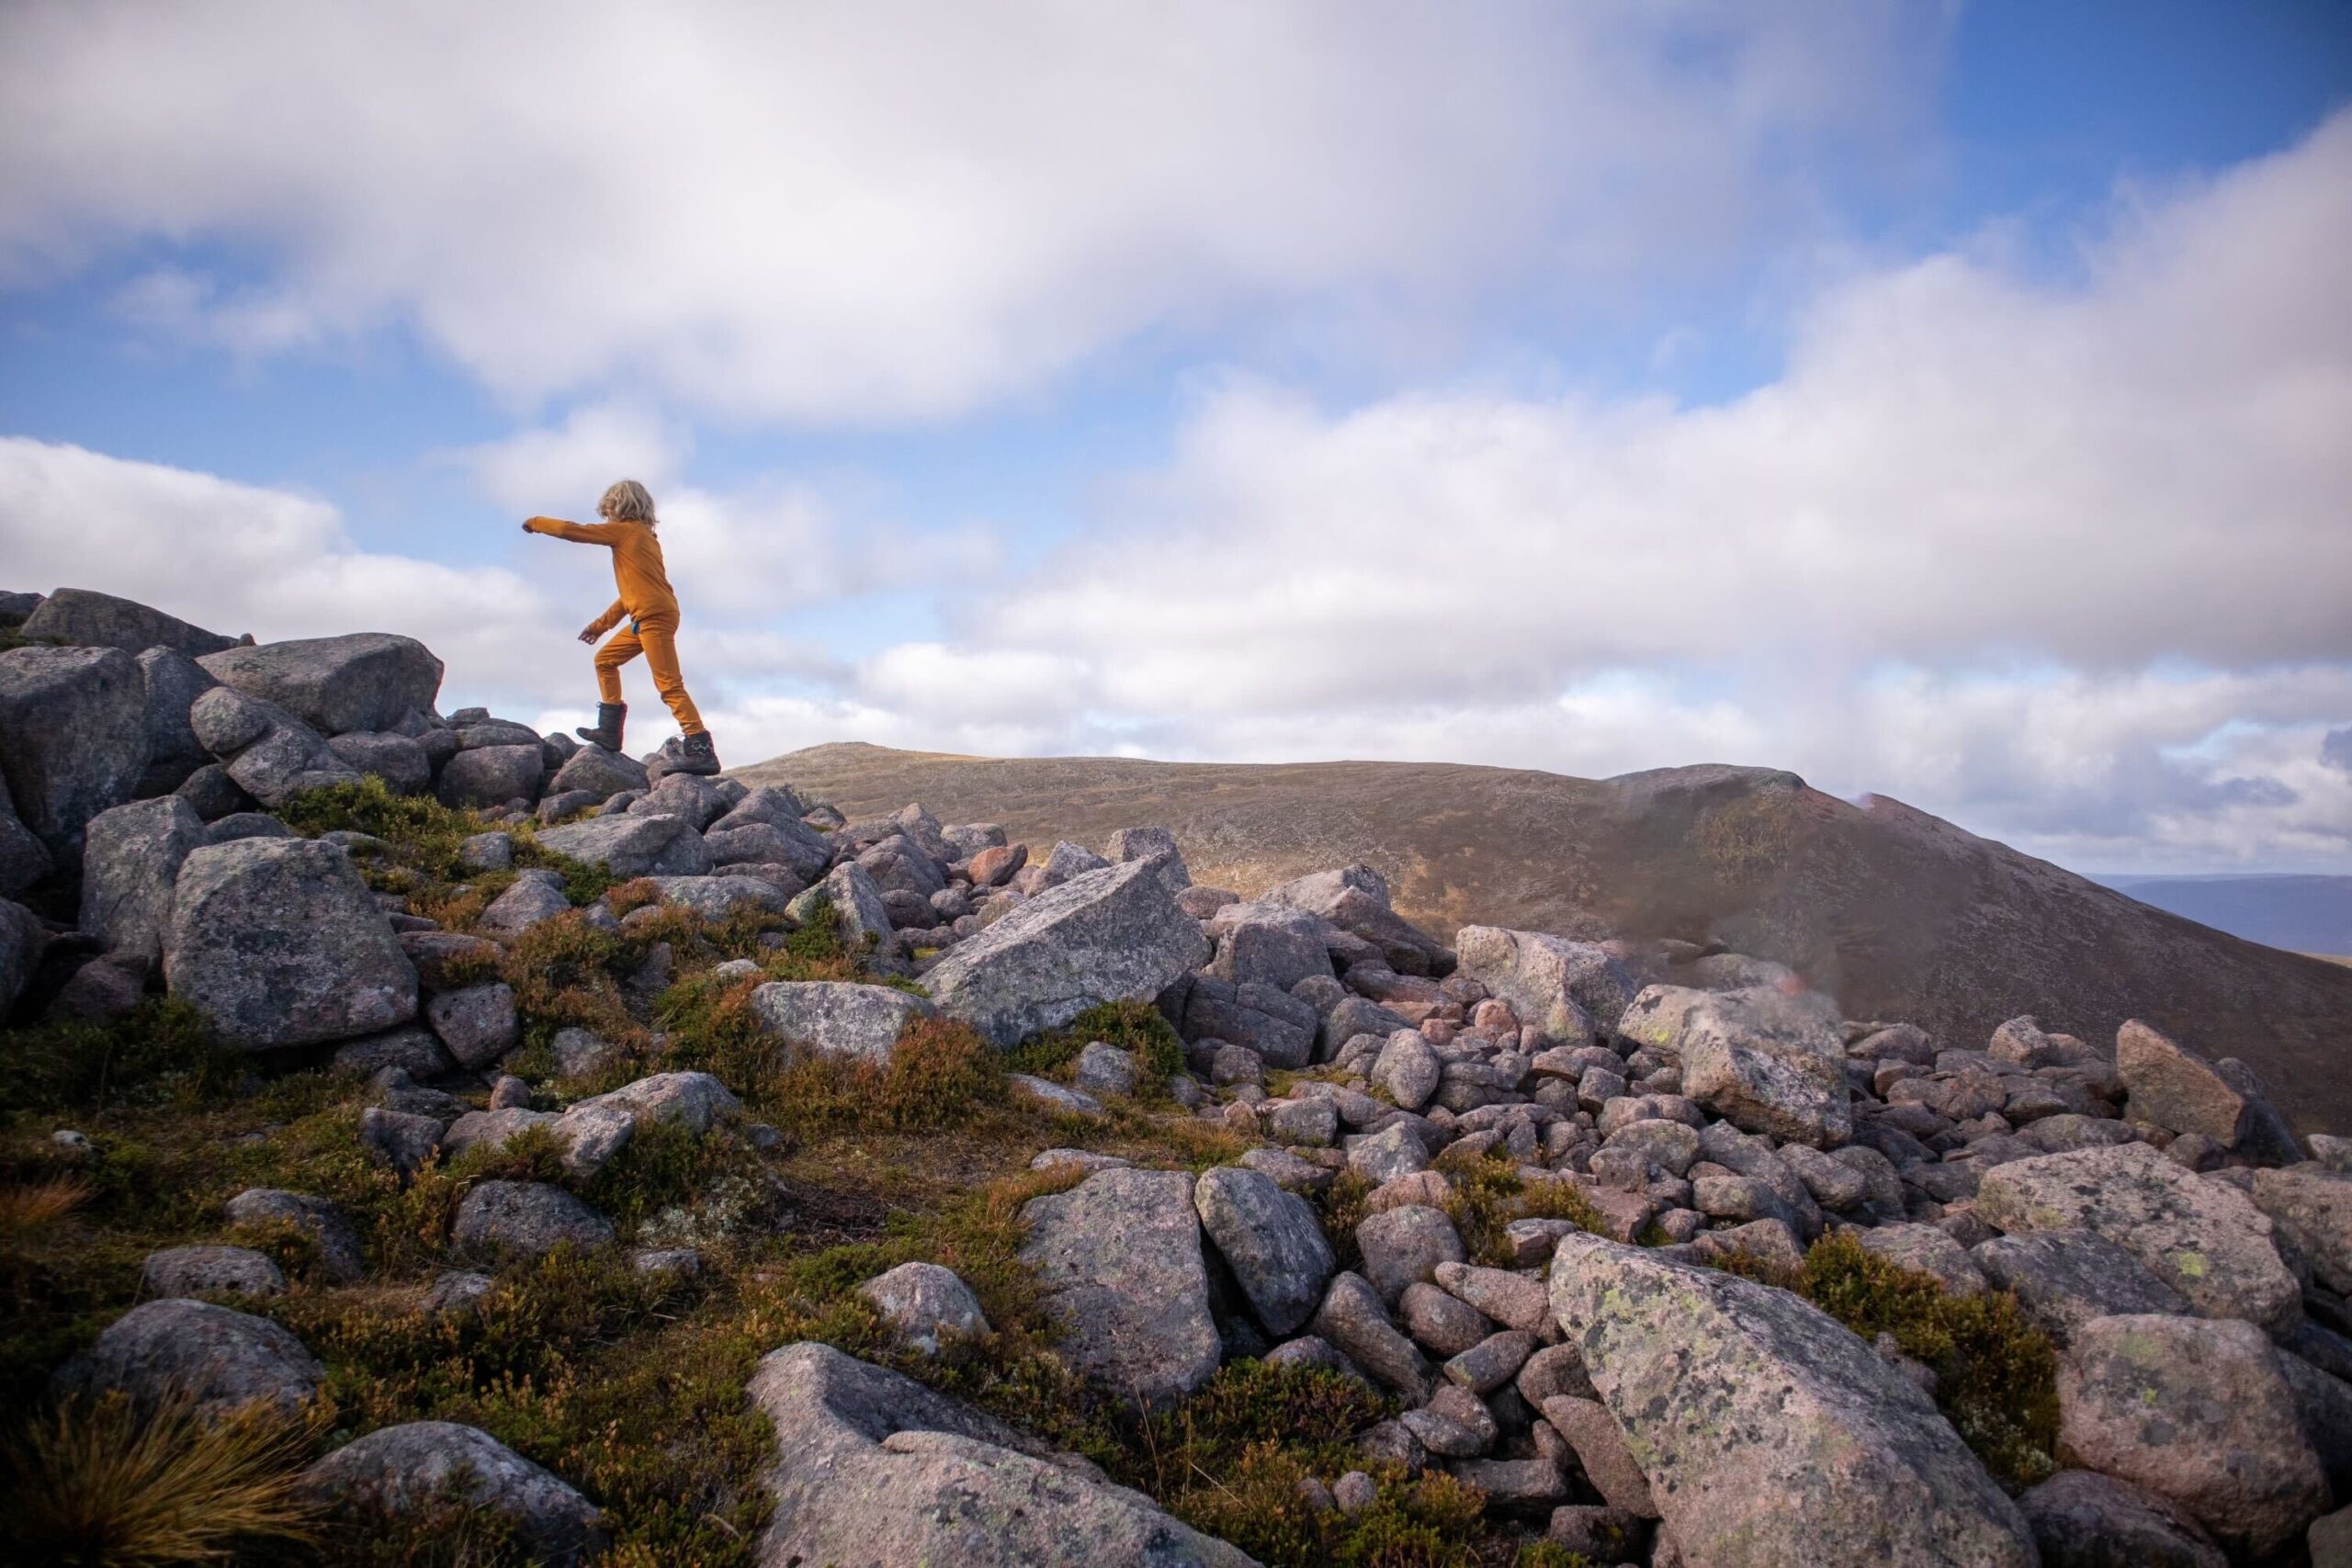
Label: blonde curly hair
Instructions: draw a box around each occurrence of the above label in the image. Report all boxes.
[597,479,658,527]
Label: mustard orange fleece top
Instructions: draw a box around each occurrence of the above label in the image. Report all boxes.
[524,515,682,634]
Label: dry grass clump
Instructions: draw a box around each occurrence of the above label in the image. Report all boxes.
[4,1392,322,1564]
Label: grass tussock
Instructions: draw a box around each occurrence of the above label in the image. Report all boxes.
[279,776,616,912]
[1432,1145,1605,1267]
[0,999,243,1121]
[1001,1000,1185,1083]
[5,1392,322,1565]
[1713,1229,2059,1488]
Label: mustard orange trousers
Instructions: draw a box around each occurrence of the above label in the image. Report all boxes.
[594,614,706,735]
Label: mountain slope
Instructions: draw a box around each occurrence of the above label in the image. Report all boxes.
[738,743,2352,1131]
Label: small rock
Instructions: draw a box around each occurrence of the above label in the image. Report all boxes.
[223,1189,366,1282]
[140,1245,286,1301]
[425,982,520,1069]
[1355,1205,1464,1307]
[451,1181,615,1258]
[857,1261,992,1355]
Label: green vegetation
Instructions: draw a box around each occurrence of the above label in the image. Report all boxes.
[1001,998,1186,1083]
[0,782,1594,1564]
[0,998,245,1121]
[277,775,617,910]
[1432,1144,1606,1267]
[1713,1229,2060,1488]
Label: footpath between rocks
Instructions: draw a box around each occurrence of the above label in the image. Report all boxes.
[2,586,2349,1568]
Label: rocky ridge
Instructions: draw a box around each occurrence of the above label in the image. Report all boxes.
[2,584,2349,1567]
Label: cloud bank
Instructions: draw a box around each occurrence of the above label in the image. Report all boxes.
[0,0,1934,420]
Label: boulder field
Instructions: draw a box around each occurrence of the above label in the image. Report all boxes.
[5,584,2350,1566]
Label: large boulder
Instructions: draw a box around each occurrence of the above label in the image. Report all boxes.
[1193,1165,1336,1337]
[0,645,151,868]
[1453,926,1635,1041]
[1207,904,1334,992]
[1,897,46,1015]
[79,795,207,965]
[435,744,546,808]
[1974,1143,2301,1331]
[925,859,1208,1047]
[304,1422,605,1565]
[198,632,443,736]
[1971,1228,2191,1347]
[1618,983,1851,1147]
[324,731,432,795]
[1019,1168,1220,1406]
[2117,1020,2294,1156]
[706,819,832,883]
[641,874,790,920]
[75,1297,323,1418]
[164,838,419,1049]
[1546,1233,2036,1568]
[746,1342,1253,1568]
[2057,1314,2327,1558]
[2017,1471,2227,1568]
[1264,864,1450,976]
[18,587,236,656]
[548,743,649,802]
[189,686,360,807]
[0,772,51,897]
[2250,1165,2352,1297]
[135,648,221,793]
[534,813,713,878]
[786,861,893,953]
[749,981,938,1064]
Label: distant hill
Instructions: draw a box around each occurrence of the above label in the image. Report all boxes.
[739,743,2352,1132]
[2094,874,2352,959]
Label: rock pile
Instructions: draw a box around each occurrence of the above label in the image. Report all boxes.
[7,584,2351,1567]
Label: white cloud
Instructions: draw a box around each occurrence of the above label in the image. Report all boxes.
[0,437,582,703]
[810,114,2352,869]
[0,0,1935,421]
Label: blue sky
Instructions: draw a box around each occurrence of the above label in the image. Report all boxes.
[2,1,2347,875]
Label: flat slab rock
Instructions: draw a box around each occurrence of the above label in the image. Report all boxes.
[1019,1168,1220,1407]
[1973,1142,2301,1331]
[1547,1232,2036,1568]
[923,857,1207,1047]
[304,1421,605,1566]
[747,1341,1255,1568]
[749,979,937,1063]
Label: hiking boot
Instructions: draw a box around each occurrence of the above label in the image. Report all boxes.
[575,703,626,752]
[666,729,721,776]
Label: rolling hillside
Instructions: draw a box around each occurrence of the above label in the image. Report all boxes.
[739,743,2352,1131]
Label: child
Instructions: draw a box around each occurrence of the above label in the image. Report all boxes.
[521,479,720,775]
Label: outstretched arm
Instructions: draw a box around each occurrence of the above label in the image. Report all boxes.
[579,600,628,642]
[522,514,628,545]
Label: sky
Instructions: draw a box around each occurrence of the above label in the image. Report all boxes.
[1,0,2347,876]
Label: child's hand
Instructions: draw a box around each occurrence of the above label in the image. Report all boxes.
[578,625,600,644]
